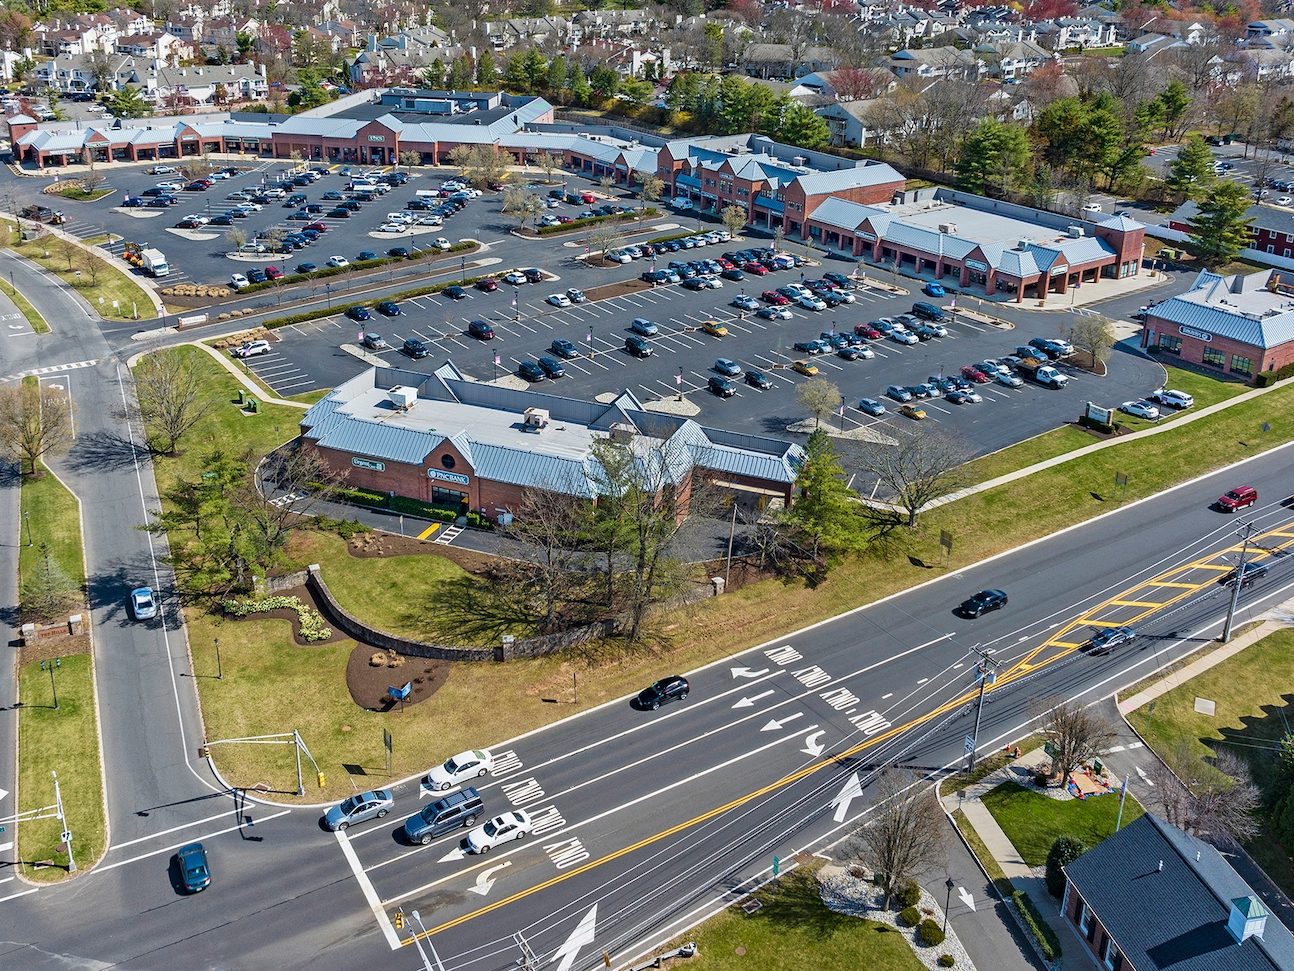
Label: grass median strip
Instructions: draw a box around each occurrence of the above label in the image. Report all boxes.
[0,277,50,334]
[12,234,154,320]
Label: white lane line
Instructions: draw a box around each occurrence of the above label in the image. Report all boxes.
[107,808,245,851]
[94,810,292,875]
[337,830,401,949]
[0,886,38,904]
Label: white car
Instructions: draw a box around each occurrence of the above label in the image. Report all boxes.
[674,198,694,210]
[432,237,452,250]
[832,290,856,304]
[378,222,408,233]
[238,242,266,254]
[387,212,413,223]
[702,276,723,289]
[465,810,533,854]
[226,191,250,200]
[798,294,827,311]
[418,215,444,226]
[1151,388,1194,409]
[231,339,271,358]
[784,283,812,298]
[503,271,528,285]
[425,749,494,791]
[890,330,919,345]
[229,273,250,289]
[1279,196,1293,206]
[855,345,876,359]
[997,372,1024,388]
[1119,399,1161,420]
[155,180,183,191]
[567,288,586,303]
[606,250,632,264]
[326,255,350,268]
[546,293,572,307]
[715,230,732,241]
[234,201,263,212]
[1081,202,1103,213]
[148,165,177,175]
[760,306,794,321]
[182,213,209,225]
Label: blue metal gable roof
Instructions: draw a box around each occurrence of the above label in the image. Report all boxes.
[1148,298,1293,348]
[314,420,443,465]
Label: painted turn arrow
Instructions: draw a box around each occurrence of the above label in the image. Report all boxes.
[732,689,774,709]
[439,846,466,862]
[730,666,770,679]
[552,904,598,971]
[801,730,825,757]
[469,860,511,896]
[760,712,804,732]
[831,772,863,823]
[958,886,976,912]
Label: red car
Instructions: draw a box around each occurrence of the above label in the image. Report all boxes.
[761,289,790,305]
[305,222,328,233]
[265,265,284,280]
[716,257,735,270]
[556,215,574,223]
[854,323,881,339]
[580,192,596,204]
[475,278,499,292]
[743,261,769,275]
[960,365,989,383]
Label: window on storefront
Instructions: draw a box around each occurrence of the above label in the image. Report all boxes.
[1102,939,1119,970]
[1202,346,1226,369]
[431,486,466,509]
[1230,354,1254,376]
[1158,335,1182,355]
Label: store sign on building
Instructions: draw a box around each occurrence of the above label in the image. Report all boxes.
[965,259,988,271]
[860,232,877,242]
[352,457,385,472]
[1050,264,1069,276]
[368,134,386,143]
[1179,325,1213,342]
[428,469,470,486]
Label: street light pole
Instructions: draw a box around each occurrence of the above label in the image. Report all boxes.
[411,911,447,971]
[965,646,999,772]
[41,657,60,710]
[943,877,955,934]
[52,770,75,872]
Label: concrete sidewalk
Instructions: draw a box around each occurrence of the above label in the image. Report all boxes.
[945,750,1098,970]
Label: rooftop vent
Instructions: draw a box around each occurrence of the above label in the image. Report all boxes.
[792,155,806,166]
[938,223,957,234]
[1068,226,1084,238]
[523,407,549,431]
[1227,896,1269,943]
[388,386,417,410]
[1016,237,1033,251]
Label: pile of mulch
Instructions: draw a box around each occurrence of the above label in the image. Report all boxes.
[345,532,492,573]
[345,645,449,711]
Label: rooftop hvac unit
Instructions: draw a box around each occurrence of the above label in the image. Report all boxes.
[523,407,549,431]
[938,223,957,234]
[1016,237,1032,251]
[388,386,417,409]
[792,156,806,167]
[1068,226,1084,238]
[609,422,636,443]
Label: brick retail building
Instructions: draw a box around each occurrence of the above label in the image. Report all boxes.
[1141,268,1294,383]
[299,363,804,521]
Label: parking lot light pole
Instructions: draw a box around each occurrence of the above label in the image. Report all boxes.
[677,367,683,401]
[943,877,955,934]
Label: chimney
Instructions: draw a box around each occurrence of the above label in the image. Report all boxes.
[1227,896,1268,943]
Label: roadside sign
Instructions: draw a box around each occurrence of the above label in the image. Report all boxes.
[772,855,780,877]
[964,735,975,754]
[939,530,953,554]
[383,729,393,754]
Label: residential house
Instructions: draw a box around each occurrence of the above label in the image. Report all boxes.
[203,17,260,50]
[1032,16,1118,51]
[1062,813,1294,968]
[976,40,1052,80]
[114,33,185,64]
[349,33,464,88]
[1169,199,1294,258]
[150,63,269,106]
[816,99,885,149]
[1128,33,1183,56]
[1245,19,1294,47]
[741,44,837,80]
[796,68,895,101]
[571,9,653,40]
[482,17,572,51]
[1231,48,1294,81]
[570,42,670,80]
[164,15,205,44]
[888,47,983,81]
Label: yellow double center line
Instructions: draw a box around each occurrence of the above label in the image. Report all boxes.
[410,520,1294,942]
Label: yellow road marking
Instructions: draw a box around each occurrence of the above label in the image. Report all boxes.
[407,518,1294,943]
[416,522,440,540]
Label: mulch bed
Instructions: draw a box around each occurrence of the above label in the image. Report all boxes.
[345,644,449,711]
[344,531,493,573]
[585,278,650,300]
[19,631,91,666]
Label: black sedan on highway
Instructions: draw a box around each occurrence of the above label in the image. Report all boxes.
[637,675,690,710]
[958,589,1008,618]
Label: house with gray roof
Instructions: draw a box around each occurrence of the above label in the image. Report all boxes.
[1141,267,1294,382]
[298,365,804,522]
[1063,813,1294,971]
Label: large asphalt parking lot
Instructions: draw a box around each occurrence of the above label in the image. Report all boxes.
[253,252,1165,456]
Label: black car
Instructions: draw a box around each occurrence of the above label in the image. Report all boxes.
[296,262,318,274]
[522,267,544,283]
[708,375,737,397]
[376,301,401,316]
[121,195,144,207]
[1222,561,1269,588]
[443,285,466,299]
[682,277,709,292]
[357,251,377,261]
[246,268,267,284]
[745,369,771,389]
[637,675,689,710]
[533,356,563,378]
[518,360,546,382]
[958,589,1008,618]
[468,319,494,340]
[402,338,429,359]
[345,305,372,322]
[389,247,410,258]
[208,213,234,225]
[551,338,578,359]
[1085,626,1137,655]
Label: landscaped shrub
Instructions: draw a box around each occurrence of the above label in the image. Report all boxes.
[896,880,922,909]
[223,595,332,642]
[899,906,921,927]
[937,955,956,968]
[916,919,946,947]
[1045,835,1088,898]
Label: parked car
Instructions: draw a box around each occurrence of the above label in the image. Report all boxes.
[732,294,760,311]
[468,319,495,340]
[546,293,572,307]
[402,338,428,359]
[538,355,566,378]
[792,360,819,376]
[518,360,546,382]
[551,338,578,359]
[629,317,658,336]
[713,358,742,377]
[923,281,946,297]
[1149,388,1194,409]
[745,369,772,389]
[326,255,350,268]
[324,789,394,831]
[1119,399,1161,420]
[376,301,402,317]
[911,301,946,321]
[958,589,1008,617]
[758,305,794,320]
[858,397,887,416]
[625,335,653,357]
[345,305,371,322]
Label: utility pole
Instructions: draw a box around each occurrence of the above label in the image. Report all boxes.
[724,500,738,588]
[514,932,538,971]
[965,646,1000,772]
[1222,521,1257,643]
[52,770,75,872]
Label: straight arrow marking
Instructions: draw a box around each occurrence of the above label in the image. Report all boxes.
[958,886,976,912]
[761,712,804,732]
[552,904,597,971]
[732,689,774,709]
[831,772,863,823]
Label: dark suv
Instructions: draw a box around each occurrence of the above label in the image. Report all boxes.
[958,589,1008,618]
[402,338,428,359]
[625,335,652,357]
[402,787,484,845]
[637,676,689,710]
[1223,561,1268,588]
[468,319,495,340]
[911,301,946,322]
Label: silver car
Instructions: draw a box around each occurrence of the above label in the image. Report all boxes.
[324,789,394,831]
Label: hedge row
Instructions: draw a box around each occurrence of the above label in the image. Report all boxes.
[222,595,332,642]
[329,483,494,529]
[1012,890,1062,961]
[1254,361,1294,387]
[238,240,477,295]
[534,208,659,237]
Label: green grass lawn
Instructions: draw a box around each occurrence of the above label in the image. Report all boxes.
[1112,364,1248,431]
[18,654,106,880]
[982,781,1144,867]
[663,868,926,971]
[964,426,1093,485]
[1127,628,1294,896]
[289,388,332,405]
[52,186,113,202]
[19,460,85,593]
[0,276,49,333]
[13,235,155,320]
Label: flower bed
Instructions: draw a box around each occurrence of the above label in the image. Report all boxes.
[223,595,332,642]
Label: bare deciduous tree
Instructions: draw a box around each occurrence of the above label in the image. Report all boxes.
[0,379,73,475]
[535,151,562,183]
[502,187,544,230]
[587,223,624,260]
[1064,315,1116,368]
[1035,696,1117,784]
[795,377,842,429]
[857,768,947,907]
[865,430,974,528]
[133,351,215,454]
[227,226,248,252]
[1151,742,1261,848]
